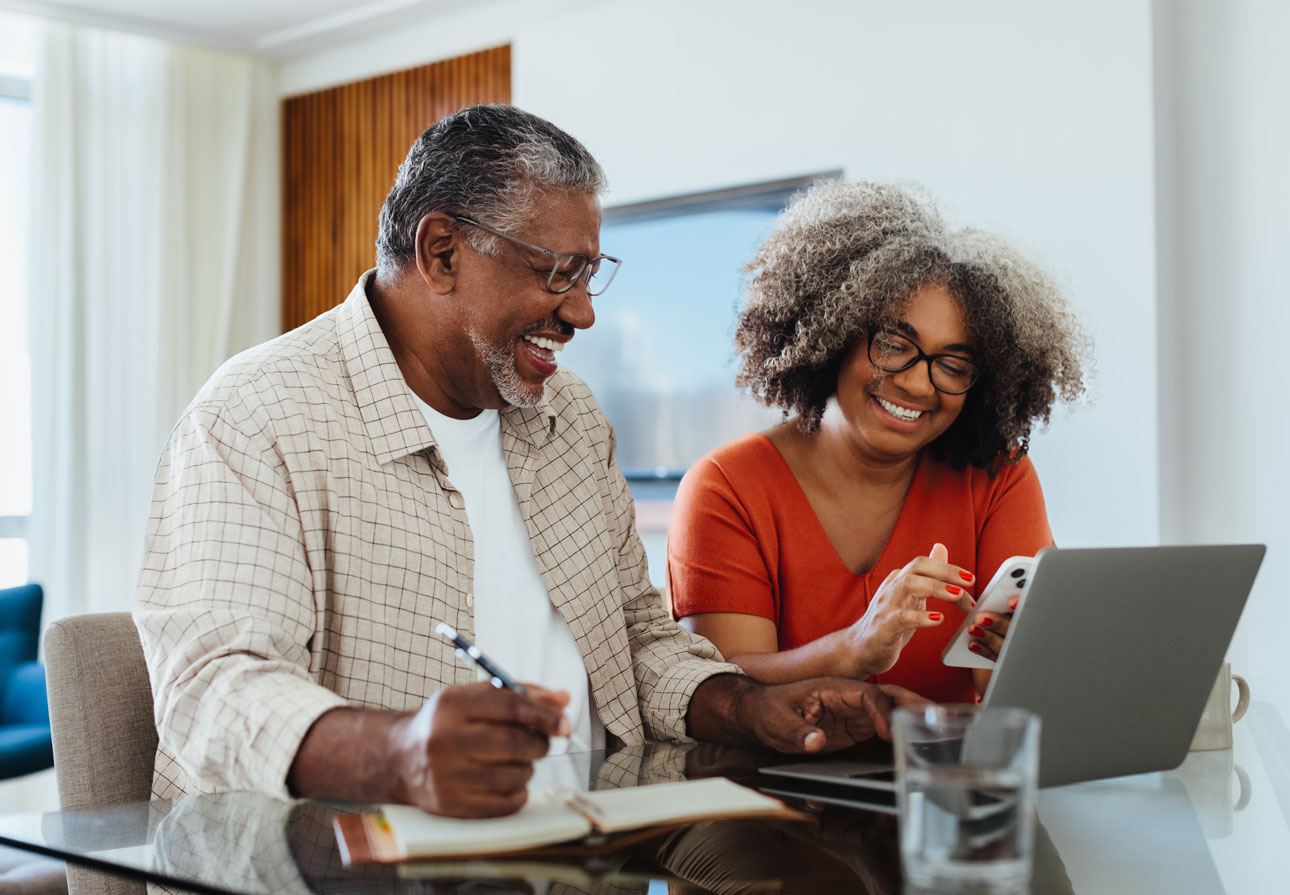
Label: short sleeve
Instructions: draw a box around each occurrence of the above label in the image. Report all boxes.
[666,452,777,623]
[974,455,1055,585]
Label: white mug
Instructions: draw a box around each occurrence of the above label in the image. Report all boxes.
[1189,662,1250,751]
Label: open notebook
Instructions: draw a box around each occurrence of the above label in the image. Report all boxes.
[335,777,803,863]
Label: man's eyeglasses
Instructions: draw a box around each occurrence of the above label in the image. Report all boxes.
[867,330,981,395]
[453,216,622,297]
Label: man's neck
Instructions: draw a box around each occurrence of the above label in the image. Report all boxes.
[367,271,484,420]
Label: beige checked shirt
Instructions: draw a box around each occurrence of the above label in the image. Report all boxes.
[135,272,740,801]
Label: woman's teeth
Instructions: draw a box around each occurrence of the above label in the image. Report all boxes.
[876,396,923,421]
[523,335,564,352]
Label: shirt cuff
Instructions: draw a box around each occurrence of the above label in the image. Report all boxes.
[642,658,744,743]
[234,678,351,799]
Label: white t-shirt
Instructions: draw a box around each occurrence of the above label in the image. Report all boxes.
[412,396,604,754]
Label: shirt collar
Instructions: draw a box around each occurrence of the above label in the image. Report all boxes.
[337,271,557,465]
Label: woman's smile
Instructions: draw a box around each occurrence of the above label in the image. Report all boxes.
[873,395,927,425]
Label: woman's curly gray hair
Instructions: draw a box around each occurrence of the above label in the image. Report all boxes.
[735,181,1090,471]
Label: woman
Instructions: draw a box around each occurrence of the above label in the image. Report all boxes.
[667,181,1089,702]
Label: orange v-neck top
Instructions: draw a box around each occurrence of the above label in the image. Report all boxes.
[666,433,1054,704]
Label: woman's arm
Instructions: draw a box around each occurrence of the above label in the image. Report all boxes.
[680,612,871,683]
[678,545,974,685]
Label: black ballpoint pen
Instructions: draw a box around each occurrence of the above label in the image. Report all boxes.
[435,622,590,752]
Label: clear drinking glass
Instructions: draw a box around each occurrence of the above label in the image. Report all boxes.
[893,704,1041,894]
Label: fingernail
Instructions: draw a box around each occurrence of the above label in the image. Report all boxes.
[960,571,975,582]
[1008,596,1020,611]
[979,617,994,627]
[968,641,983,653]
[946,584,962,595]
[928,612,943,622]
[969,625,986,637]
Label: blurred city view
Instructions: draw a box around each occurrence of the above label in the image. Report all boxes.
[562,206,786,476]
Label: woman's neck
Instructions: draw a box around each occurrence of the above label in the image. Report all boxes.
[812,415,921,490]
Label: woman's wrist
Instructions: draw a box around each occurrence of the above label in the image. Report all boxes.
[834,626,879,679]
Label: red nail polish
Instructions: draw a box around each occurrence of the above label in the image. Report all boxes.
[946,584,962,595]
[968,641,983,653]
[928,612,943,621]
[960,571,975,582]
[1008,596,1019,611]
[979,617,994,627]
[969,625,985,637]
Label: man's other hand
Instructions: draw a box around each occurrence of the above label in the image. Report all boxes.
[687,674,928,753]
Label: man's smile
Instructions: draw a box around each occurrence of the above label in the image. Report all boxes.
[522,334,566,353]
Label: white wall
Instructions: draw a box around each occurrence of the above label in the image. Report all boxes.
[1156,0,1290,714]
[280,0,1161,553]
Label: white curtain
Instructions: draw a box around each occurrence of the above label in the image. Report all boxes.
[27,22,280,621]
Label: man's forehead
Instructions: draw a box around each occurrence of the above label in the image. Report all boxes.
[521,188,602,253]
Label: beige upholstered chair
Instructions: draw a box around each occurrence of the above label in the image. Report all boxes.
[44,613,156,895]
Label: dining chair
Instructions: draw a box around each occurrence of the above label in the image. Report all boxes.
[44,612,156,895]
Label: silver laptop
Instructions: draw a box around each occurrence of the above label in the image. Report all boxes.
[763,544,1265,791]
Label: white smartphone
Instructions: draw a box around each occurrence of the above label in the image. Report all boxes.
[940,555,1035,668]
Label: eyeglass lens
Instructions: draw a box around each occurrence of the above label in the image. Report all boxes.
[869,331,977,394]
[549,255,620,296]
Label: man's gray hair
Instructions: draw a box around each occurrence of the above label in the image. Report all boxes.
[375,104,607,276]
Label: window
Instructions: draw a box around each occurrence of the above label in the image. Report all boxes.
[562,174,839,500]
[562,174,838,587]
[0,17,35,587]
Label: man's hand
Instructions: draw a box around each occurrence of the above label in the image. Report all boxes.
[687,674,922,753]
[389,682,572,817]
[288,682,571,818]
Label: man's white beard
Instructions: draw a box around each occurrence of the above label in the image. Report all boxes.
[470,329,545,408]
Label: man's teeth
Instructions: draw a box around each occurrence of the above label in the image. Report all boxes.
[523,335,564,352]
[876,397,923,421]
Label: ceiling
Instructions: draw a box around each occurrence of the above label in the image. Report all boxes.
[0,0,491,57]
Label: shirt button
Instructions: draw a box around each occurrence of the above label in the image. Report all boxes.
[448,492,465,509]
[465,592,474,609]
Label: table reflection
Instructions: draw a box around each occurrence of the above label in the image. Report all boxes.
[25,742,915,894]
[19,740,1240,895]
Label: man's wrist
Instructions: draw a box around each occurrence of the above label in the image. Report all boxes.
[685,673,764,747]
[288,706,410,804]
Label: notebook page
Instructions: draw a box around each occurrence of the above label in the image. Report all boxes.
[382,793,592,858]
[567,777,790,833]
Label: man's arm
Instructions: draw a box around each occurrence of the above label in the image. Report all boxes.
[137,404,349,797]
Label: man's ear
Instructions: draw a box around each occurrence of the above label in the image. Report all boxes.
[414,213,459,295]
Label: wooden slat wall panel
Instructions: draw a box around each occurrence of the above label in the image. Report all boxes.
[282,45,511,332]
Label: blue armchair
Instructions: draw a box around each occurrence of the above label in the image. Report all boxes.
[0,583,54,780]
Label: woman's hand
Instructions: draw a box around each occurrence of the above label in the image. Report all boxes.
[841,543,975,676]
[966,592,1020,661]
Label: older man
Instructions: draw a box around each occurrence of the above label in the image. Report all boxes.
[136,105,905,819]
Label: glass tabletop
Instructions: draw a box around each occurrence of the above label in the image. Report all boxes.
[2,708,1288,894]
